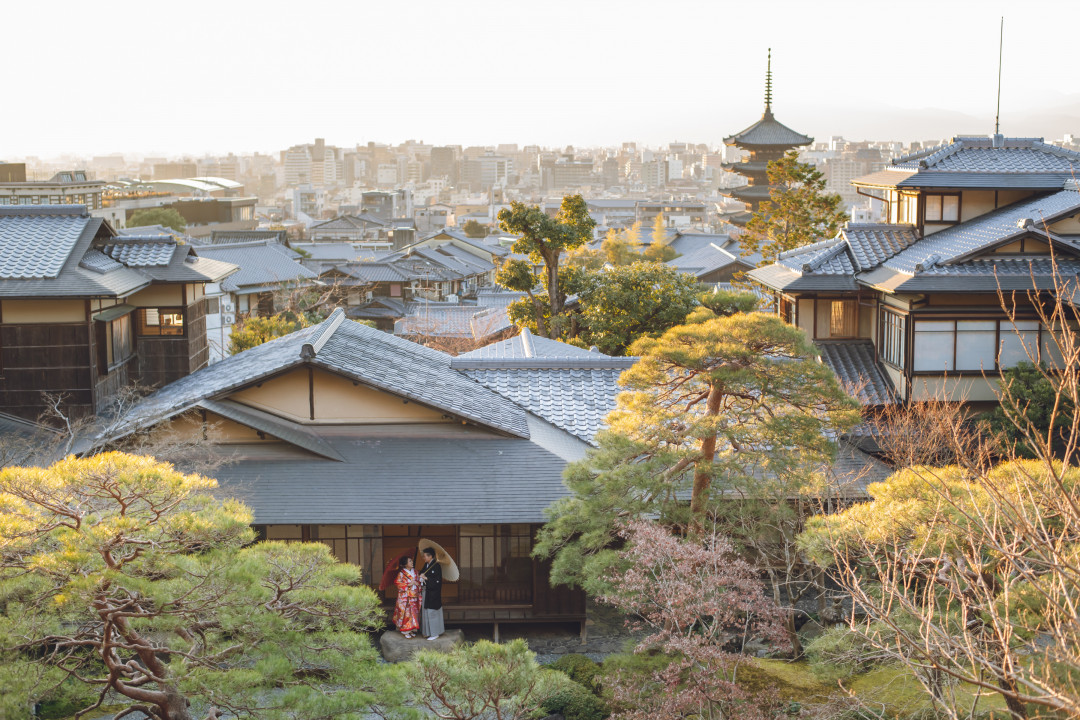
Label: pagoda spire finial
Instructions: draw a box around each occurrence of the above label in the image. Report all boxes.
[764,48,773,114]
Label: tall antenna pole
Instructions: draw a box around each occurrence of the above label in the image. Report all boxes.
[994,17,1004,135]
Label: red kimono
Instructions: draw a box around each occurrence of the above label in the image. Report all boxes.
[392,567,420,634]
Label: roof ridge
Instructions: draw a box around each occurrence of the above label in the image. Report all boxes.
[0,204,89,217]
[803,242,849,273]
[301,308,346,359]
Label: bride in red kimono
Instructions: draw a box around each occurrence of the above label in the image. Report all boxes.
[392,556,421,638]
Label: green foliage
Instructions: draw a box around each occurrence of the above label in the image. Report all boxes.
[547,654,602,695]
[642,215,677,263]
[575,262,700,355]
[498,195,596,338]
[228,312,306,354]
[0,453,388,720]
[697,287,761,316]
[540,679,608,720]
[126,207,187,233]
[742,150,848,263]
[463,219,489,238]
[535,311,860,590]
[406,639,572,720]
[987,361,1074,458]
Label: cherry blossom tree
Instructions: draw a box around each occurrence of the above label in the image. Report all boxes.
[599,521,788,720]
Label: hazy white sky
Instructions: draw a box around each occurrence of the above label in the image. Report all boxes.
[5,0,1079,157]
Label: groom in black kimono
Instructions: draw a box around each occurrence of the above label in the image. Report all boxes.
[419,547,444,640]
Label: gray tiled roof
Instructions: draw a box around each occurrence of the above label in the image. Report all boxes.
[815,340,897,407]
[841,224,920,271]
[113,309,531,439]
[457,329,600,360]
[459,366,625,444]
[859,137,1080,190]
[0,205,92,279]
[210,424,570,524]
[776,238,857,275]
[882,189,1080,274]
[668,242,747,277]
[102,237,176,267]
[748,262,859,292]
[454,330,636,443]
[79,249,124,273]
[892,137,1080,173]
[723,111,813,148]
[193,241,317,292]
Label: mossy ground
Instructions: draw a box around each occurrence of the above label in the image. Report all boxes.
[742,658,1010,719]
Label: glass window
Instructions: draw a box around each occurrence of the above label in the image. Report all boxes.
[925,194,961,223]
[1040,326,1067,369]
[830,300,857,337]
[942,195,960,222]
[913,320,955,371]
[138,307,185,336]
[955,320,997,371]
[999,320,1040,369]
[881,309,905,368]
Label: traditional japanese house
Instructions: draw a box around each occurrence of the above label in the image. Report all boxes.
[0,205,236,419]
[749,136,1080,408]
[108,316,636,637]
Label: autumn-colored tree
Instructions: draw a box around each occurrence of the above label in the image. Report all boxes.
[600,227,637,266]
[228,313,304,354]
[641,214,677,263]
[495,195,596,339]
[742,150,847,262]
[0,453,388,720]
[600,522,787,720]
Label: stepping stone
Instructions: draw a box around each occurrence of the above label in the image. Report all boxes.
[380,629,465,663]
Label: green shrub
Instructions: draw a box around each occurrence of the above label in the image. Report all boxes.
[547,654,602,694]
[541,680,608,720]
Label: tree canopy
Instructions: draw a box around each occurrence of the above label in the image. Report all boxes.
[572,262,699,355]
[495,195,596,339]
[462,219,488,238]
[0,453,387,720]
[126,207,188,233]
[535,310,860,592]
[741,150,848,262]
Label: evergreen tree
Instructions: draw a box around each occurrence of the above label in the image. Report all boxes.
[742,150,848,262]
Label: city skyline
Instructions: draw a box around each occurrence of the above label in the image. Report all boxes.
[6,0,1079,158]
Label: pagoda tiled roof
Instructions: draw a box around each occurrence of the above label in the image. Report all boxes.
[723,111,812,148]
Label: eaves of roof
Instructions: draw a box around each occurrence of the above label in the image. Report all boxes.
[199,398,346,462]
[894,172,1074,189]
[748,263,858,292]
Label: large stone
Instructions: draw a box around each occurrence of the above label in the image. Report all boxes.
[380,629,465,663]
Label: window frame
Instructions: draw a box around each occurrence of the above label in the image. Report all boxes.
[879,307,906,369]
[923,193,962,225]
[137,307,186,337]
[909,315,1052,375]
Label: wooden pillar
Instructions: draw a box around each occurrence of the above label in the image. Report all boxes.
[579,620,587,645]
[493,622,500,643]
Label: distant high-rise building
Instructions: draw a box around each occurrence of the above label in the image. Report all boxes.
[720,49,813,227]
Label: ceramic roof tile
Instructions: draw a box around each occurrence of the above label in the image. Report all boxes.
[193,241,316,291]
[841,224,920,271]
[883,189,1080,274]
[723,112,813,147]
[102,238,177,266]
[0,206,92,279]
[816,341,897,407]
[114,310,532,440]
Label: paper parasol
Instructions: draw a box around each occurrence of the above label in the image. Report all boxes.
[378,549,416,591]
[417,538,459,582]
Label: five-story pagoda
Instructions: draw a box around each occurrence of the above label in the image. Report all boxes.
[721,49,813,227]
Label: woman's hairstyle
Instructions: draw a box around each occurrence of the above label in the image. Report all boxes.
[422,547,436,558]
[398,556,411,568]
